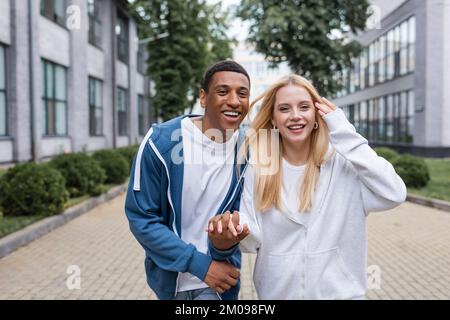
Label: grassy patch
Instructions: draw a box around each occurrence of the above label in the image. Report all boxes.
[0,214,48,238]
[0,181,128,239]
[408,159,450,202]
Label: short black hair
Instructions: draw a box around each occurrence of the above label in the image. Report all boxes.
[202,60,251,93]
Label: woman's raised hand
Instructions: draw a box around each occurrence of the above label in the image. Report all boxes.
[315,97,337,117]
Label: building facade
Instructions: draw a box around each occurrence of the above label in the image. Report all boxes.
[0,0,153,165]
[333,0,450,157]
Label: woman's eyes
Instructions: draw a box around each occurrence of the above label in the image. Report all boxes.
[279,105,310,111]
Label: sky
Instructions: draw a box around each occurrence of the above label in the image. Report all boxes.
[207,0,249,41]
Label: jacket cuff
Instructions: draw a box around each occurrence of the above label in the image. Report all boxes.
[323,108,348,132]
[209,242,239,261]
[187,250,213,282]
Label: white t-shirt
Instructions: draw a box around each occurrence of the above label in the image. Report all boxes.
[177,117,239,292]
[280,159,309,226]
[240,159,309,230]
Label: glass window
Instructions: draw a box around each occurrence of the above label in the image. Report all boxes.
[399,92,408,141]
[0,45,6,136]
[378,97,386,141]
[89,77,103,136]
[367,99,374,140]
[116,13,129,63]
[88,0,102,47]
[387,30,395,80]
[41,60,67,136]
[408,16,416,72]
[386,95,394,142]
[400,21,409,74]
[352,58,360,91]
[369,44,374,86]
[379,35,386,82]
[407,90,415,142]
[117,87,128,136]
[138,95,145,136]
[137,44,145,74]
[360,101,368,137]
[55,66,66,101]
[354,102,360,133]
[40,0,65,26]
[360,50,367,89]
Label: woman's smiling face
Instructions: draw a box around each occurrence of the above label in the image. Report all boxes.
[272,84,317,146]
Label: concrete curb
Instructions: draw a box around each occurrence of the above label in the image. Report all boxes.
[407,194,450,212]
[0,183,128,259]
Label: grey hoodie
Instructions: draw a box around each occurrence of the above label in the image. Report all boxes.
[238,108,407,300]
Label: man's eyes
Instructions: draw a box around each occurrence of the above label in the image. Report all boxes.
[217,90,249,97]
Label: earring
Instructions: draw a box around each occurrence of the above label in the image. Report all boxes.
[272,124,279,132]
[314,122,319,130]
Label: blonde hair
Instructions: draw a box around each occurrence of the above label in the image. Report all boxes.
[239,74,330,213]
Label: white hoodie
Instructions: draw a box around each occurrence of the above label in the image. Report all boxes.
[238,108,407,300]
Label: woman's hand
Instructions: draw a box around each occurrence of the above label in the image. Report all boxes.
[315,97,337,117]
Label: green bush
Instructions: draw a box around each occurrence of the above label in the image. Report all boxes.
[391,154,430,188]
[50,153,106,197]
[93,150,129,184]
[374,147,399,162]
[116,145,139,170]
[0,163,69,217]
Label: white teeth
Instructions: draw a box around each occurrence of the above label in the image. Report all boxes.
[288,125,305,130]
[223,111,239,117]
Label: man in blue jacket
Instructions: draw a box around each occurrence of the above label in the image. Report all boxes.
[125,61,251,300]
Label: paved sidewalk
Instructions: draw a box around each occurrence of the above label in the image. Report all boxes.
[0,193,449,300]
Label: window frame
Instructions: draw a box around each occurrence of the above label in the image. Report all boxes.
[89,77,103,136]
[88,0,102,48]
[41,59,68,137]
[117,87,128,136]
[40,0,66,27]
[0,44,7,137]
[116,13,129,63]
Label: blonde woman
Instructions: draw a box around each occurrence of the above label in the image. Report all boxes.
[207,74,406,300]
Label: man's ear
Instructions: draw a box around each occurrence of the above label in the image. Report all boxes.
[199,89,207,109]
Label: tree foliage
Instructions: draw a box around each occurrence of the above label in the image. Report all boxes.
[236,0,371,95]
[130,0,235,120]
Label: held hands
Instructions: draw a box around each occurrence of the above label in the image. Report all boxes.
[315,97,337,117]
[207,211,250,250]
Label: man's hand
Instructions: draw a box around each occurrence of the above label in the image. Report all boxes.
[207,211,250,250]
[204,260,240,294]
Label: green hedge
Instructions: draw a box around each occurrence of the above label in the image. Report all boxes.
[0,163,69,217]
[50,153,106,197]
[374,147,399,162]
[116,145,139,170]
[391,154,430,188]
[93,150,129,184]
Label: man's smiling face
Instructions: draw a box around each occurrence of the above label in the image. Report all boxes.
[200,71,250,134]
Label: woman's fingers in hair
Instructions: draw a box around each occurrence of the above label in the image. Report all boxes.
[315,97,337,116]
[321,97,337,110]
